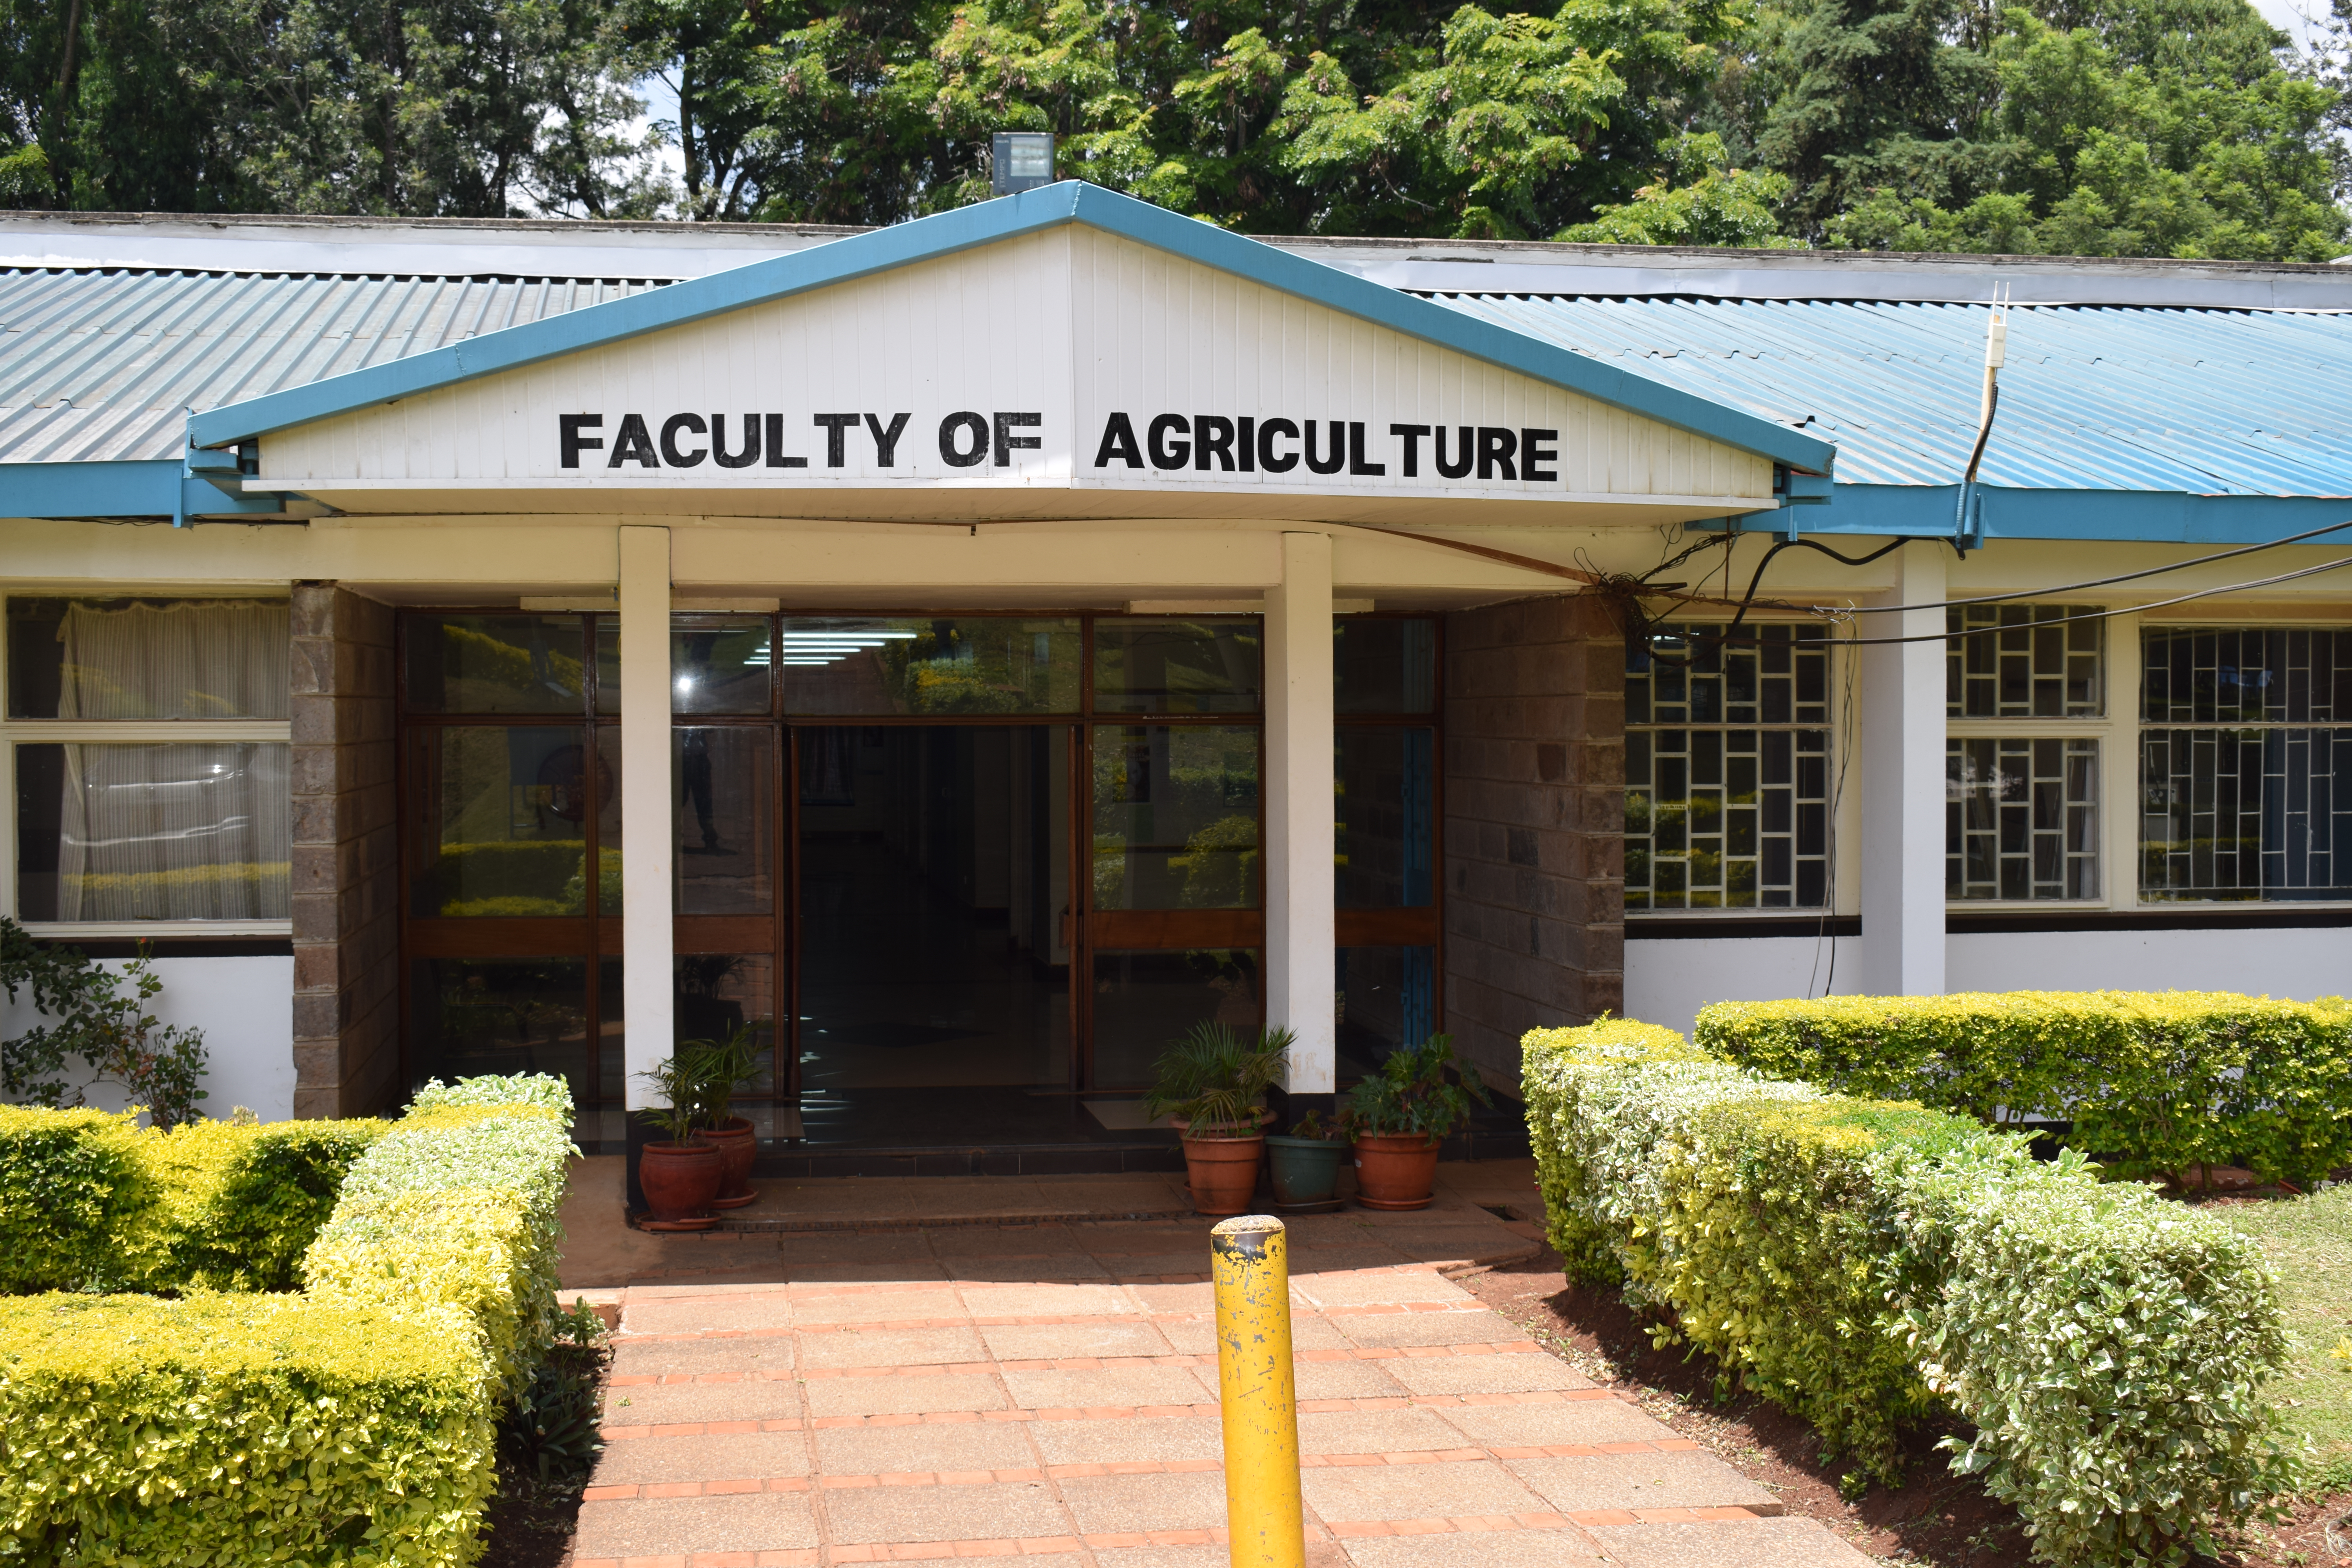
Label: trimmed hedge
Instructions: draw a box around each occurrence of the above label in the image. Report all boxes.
[1696,991,2352,1186]
[0,1073,576,1565]
[1525,1019,2296,1567]
[0,1107,149,1295]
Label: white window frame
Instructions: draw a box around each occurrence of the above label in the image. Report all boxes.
[0,586,296,940]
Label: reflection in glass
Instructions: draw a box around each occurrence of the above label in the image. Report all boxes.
[1334,619,1437,714]
[1094,619,1262,713]
[7,597,291,719]
[673,618,772,714]
[674,953,779,1096]
[1091,949,1262,1087]
[409,957,589,1098]
[782,618,1080,715]
[675,728,774,912]
[1336,727,1434,907]
[408,726,618,916]
[406,615,587,714]
[1336,946,1436,1085]
[599,958,624,1114]
[14,742,290,921]
[595,616,620,715]
[1092,726,1260,909]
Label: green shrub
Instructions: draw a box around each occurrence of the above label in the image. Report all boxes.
[1696,991,2352,1186]
[129,1118,391,1292]
[0,1107,149,1294]
[0,1293,494,1565]
[1524,1019,2298,1566]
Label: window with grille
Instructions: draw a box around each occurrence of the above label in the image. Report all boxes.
[2140,627,2352,901]
[1626,624,1831,911]
[1945,604,2103,902]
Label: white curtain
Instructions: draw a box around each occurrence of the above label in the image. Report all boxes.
[57,600,289,719]
[53,600,291,920]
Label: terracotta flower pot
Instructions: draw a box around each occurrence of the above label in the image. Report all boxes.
[1351,1132,1442,1210]
[640,1139,723,1224]
[1181,1132,1266,1218]
[701,1117,759,1209]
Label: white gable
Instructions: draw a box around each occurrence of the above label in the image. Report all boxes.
[256,228,1775,519]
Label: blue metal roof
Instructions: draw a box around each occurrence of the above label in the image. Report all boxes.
[1429,294,2352,499]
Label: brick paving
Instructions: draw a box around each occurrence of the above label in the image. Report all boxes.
[561,1191,1878,1568]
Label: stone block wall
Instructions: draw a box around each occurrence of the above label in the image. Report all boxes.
[289,584,401,1118]
[1441,592,1626,1092]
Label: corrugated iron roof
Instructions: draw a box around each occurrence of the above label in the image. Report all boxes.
[0,267,673,464]
[1427,293,2352,495]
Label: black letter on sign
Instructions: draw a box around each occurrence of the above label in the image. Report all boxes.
[1193,416,1236,472]
[1433,426,1473,479]
[866,412,912,466]
[1094,413,1143,468]
[764,413,807,468]
[1237,417,1256,472]
[993,411,1042,467]
[940,411,989,468]
[1147,414,1191,470]
[813,413,860,467]
[1477,426,1517,481]
[608,414,657,468]
[713,414,760,468]
[661,413,709,468]
[1258,417,1299,473]
[560,414,604,468]
[1390,425,1430,477]
[1521,428,1559,483]
[1348,421,1385,476]
[1303,419,1345,475]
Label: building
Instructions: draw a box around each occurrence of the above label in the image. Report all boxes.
[4,183,2350,1165]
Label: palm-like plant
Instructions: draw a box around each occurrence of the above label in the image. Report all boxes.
[680,1025,763,1129]
[1343,1034,1491,1140]
[633,1054,708,1144]
[1145,1022,1293,1136]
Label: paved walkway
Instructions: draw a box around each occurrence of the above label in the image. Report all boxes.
[560,1167,1879,1568]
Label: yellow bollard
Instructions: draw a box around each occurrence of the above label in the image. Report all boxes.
[1211,1214,1305,1568]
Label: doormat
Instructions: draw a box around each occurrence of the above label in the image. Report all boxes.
[1083,1099,1178,1131]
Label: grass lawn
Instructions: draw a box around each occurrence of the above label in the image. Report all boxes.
[2214,1181,2352,1490]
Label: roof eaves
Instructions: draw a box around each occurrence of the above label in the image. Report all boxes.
[185,183,1836,474]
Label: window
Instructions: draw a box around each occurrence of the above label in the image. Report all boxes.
[1626,624,1832,910]
[1946,605,2103,902]
[2139,627,2352,902]
[6,597,291,926]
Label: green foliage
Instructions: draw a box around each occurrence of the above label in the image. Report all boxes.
[1523,1018,2299,1565]
[1557,131,1797,244]
[633,1054,711,1143]
[0,918,209,1129]
[412,1071,578,1115]
[0,1106,150,1295]
[501,1298,609,1483]
[1145,1021,1291,1134]
[2216,1184,2352,1492]
[678,1025,764,1129]
[0,1292,496,1566]
[1344,1032,1492,1140]
[125,1118,392,1292]
[1696,991,2352,1187]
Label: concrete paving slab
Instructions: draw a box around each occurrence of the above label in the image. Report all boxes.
[573,1491,819,1557]
[591,1430,812,1485]
[1057,1470,1232,1534]
[1435,1399,1682,1450]
[790,1287,967,1323]
[813,1421,1040,1477]
[622,1294,793,1335]
[1330,1310,1527,1348]
[1383,1353,1595,1397]
[797,1325,990,1369]
[1093,1546,1231,1568]
[804,1372,1010,1417]
[1292,1273,1476,1310]
[1298,1407,1484,1456]
[1301,1458,1549,1523]
[1504,1453,1783,1515]
[960,1283,1142,1317]
[821,1480,1071,1544]
[1340,1531,1611,1568]
[611,1334,795,1378]
[1585,1518,1876,1568]
[1160,1312,1351,1355]
[1003,1365,1220,1410]
[1126,1281,1217,1314]
[1028,1417,1225,1466]
[773,1259,955,1283]
[1285,1359,1414,1401]
[948,1255,1119,1282]
[604,1378,801,1426]
[928,1225,1093,1257]
[981,1321,1180,1361]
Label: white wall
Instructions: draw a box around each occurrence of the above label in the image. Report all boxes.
[0,955,294,1122]
[1626,927,2352,1038]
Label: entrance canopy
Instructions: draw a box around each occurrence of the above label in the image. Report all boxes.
[191,183,1832,529]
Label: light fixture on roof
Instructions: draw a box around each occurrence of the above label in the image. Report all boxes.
[991,133,1055,196]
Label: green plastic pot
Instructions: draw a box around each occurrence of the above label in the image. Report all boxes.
[1265,1134,1345,1208]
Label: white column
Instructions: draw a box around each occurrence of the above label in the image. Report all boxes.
[619,525,674,1108]
[1264,531,1337,1092]
[1860,539,1947,996]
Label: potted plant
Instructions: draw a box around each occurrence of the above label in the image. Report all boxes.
[684,1025,764,1209]
[1265,1110,1347,1212]
[635,1054,722,1230]
[1342,1034,1491,1210]
[1145,1022,1292,1217]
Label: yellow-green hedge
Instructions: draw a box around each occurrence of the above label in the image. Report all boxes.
[1524,1020,2296,1566]
[1697,991,2352,1185]
[0,1107,149,1295]
[0,1075,576,1565]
